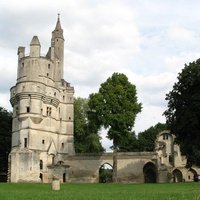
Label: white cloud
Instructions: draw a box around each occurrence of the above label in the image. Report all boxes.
[167,26,196,42]
[2,1,200,150]
[135,104,166,134]
[165,52,200,73]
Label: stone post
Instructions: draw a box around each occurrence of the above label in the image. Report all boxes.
[52,177,60,191]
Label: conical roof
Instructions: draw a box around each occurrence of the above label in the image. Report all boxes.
[30,36,41,46]
[52,14,64,40]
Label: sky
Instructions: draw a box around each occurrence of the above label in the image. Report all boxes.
[1,0,200,150]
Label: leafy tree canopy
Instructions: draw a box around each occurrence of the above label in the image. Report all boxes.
[88,73,142,149]
[137,123,167,151]
[164,59,200,166]
[0,107,12,181]
[74,98,104,153]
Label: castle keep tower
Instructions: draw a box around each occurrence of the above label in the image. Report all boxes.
[9,16,74,182]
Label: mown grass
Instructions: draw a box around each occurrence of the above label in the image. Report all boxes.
[0,182,200,200]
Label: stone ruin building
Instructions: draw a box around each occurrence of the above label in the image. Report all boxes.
[8,17,200,183]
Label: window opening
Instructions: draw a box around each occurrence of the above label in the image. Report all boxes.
[52,156,55,165]
[163,134,168,140]
[42,140,45,144]
[39,173,43,182]
[40,160,43,170]
[46,107,52,116]
[24,138,28,148]
[26,107,30,113]
[16,106,19,114]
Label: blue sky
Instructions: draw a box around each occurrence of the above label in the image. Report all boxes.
[1,0,200,149]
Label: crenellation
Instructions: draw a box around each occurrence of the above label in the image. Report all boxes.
[17,47,25,59]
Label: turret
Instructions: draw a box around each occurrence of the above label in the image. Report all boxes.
[51,14,64,81]
[18,47,25,59]
[30,36,41,57]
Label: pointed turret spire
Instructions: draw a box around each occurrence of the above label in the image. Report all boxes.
[51,14,65,81]
[55,13,62,30]
[52,13,64,40]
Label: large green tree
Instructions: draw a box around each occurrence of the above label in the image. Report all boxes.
[137,123,167,152]
[0,107,12,182]
[88,73,142,181]
[164,59,200,166]
[74,97,104,153]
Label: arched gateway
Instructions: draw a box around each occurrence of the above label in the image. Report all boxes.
[143,162,157,183]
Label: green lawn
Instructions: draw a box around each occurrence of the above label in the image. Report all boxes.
[0,182,200,200]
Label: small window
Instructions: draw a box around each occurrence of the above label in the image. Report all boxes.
[46,107,52,116]
[52,156,55,165]
[48,64,50,69]
[163,134,168,140]
[16,106,19,114]
[54,92,56,97]
[24,138,27,148]
[42,140,45,144]
[21,62,24,67]
[61,143,64,148]
[47,73,49,77]
[26,107,30,113]
[63,96,65,101]
[40,160,43,170]
[69,117,71,120]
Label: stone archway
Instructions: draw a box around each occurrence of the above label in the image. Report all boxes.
[99,163,113,183]
[188,168,198,182]
[172,169,183,182]
[143,162,157,183]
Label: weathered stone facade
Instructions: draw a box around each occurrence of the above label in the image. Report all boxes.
[8,17,200,183]
[9,16,74,183]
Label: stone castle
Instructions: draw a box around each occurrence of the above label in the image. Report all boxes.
[8,17,200,183]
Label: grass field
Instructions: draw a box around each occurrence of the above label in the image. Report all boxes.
[0,182,200,200]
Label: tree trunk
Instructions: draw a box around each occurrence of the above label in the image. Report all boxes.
[112,144,118,182]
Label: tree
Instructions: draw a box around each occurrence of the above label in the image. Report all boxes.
[164,59,200,166]
[74,98,104,153]
[88,73,142,181]
[117,131,139,152]
[137,123,167,152]
[0,107,12,182]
